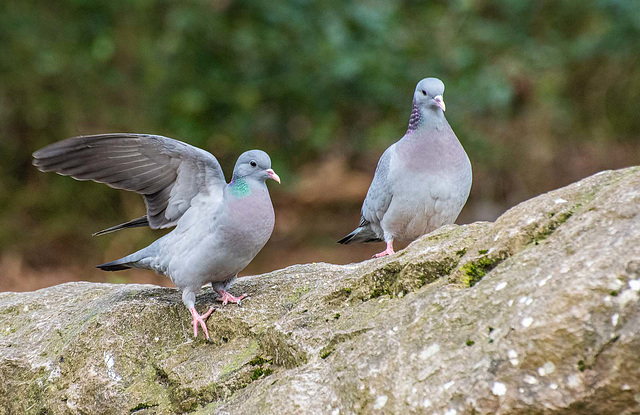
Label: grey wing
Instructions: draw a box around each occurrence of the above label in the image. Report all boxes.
[32,133,227,229]
[361,145,394,226]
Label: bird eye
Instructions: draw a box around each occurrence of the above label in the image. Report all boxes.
[250,160,257,167]
[421,90,427,96]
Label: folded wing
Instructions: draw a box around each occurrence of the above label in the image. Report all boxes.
[361,146,394,226]
[32,133,227,229]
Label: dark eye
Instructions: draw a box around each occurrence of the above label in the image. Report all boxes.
[421,90,427,96]
[250,160,257,167]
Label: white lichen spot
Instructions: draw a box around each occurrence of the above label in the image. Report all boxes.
[392,326,398,332]
[491,381,507,396]
[518,387,525,393]
[373,395,388,410]
[525,298,533,306]
[495,281,508,291]
[538,274,553,287]
[154,336,159,342]
[567,374,581,389]
[629,279,640,292]
[103,351,122,382]
[508,350,519,366]
[47,365,61,382]
[560,265,570,274]
[523,375,538,385]
[521,317,533,328]
[444,380,455,390]
[419,343,440,360]
[66,399,78,410]
[445,409,457,415]
[622,384,631,391]
[331,408,340,415]
[619,289,639,306]
[611,313,620,327]
[422,398,432,408]
[23,305,29,312]
[508,299,514,307]
[611,278,624,289]
[554,198,567,204]
[541,361,555,376]
[549,383,558,390]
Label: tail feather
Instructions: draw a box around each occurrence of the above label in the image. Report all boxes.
[96,260,131,272]
[93,216,149,236]
[96,245,157,272]
[337,225,381,244]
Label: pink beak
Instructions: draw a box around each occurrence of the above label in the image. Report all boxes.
[266,169,281,184]
[434,95,446,112]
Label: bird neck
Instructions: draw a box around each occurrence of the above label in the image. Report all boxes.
[406,101,446,134]
[228,177,252,198]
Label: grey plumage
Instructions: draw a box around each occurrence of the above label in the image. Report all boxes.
[33,134,281,339]
[339,78,472,257]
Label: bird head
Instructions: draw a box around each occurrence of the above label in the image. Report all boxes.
[414,77,446,113]
[233,150,281,184]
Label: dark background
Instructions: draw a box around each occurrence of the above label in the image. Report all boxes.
[2,0,639,291]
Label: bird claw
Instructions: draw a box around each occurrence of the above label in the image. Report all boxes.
[373,241,396,258]
[215,290,248,306]
[190,306,215,340]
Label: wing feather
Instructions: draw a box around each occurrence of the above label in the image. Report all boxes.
[361,145,394,228]
[33,133,226,229]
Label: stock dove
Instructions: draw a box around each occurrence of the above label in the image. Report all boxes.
[339,78,472,257]
[33,134,280,340]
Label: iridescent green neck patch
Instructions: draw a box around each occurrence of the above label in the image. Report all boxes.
[229,178,251,198]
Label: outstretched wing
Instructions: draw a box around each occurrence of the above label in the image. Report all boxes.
[361,145,394,227]
[32,133,227,229]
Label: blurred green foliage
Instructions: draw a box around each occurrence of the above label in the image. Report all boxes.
[1,0,639,266]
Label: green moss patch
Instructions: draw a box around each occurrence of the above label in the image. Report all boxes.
[362,257,458,301]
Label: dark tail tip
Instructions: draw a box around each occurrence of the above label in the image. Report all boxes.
[337,230,357,244]
[96,263,131,272]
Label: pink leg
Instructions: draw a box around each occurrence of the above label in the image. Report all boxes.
[215,289,247,306]
[190,306,215,340]
[373,240,396,258]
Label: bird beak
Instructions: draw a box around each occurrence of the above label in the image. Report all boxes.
[434,95,446,112]
[266,169,281,184]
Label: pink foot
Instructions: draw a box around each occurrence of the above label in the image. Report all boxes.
[190,306,215,340]
[215,290,247,306]
[373,241,396,258]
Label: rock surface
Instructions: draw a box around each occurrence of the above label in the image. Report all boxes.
[2,167,640,415]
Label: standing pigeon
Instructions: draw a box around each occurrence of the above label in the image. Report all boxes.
[338,78,472,257]
[33,134,280,340]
